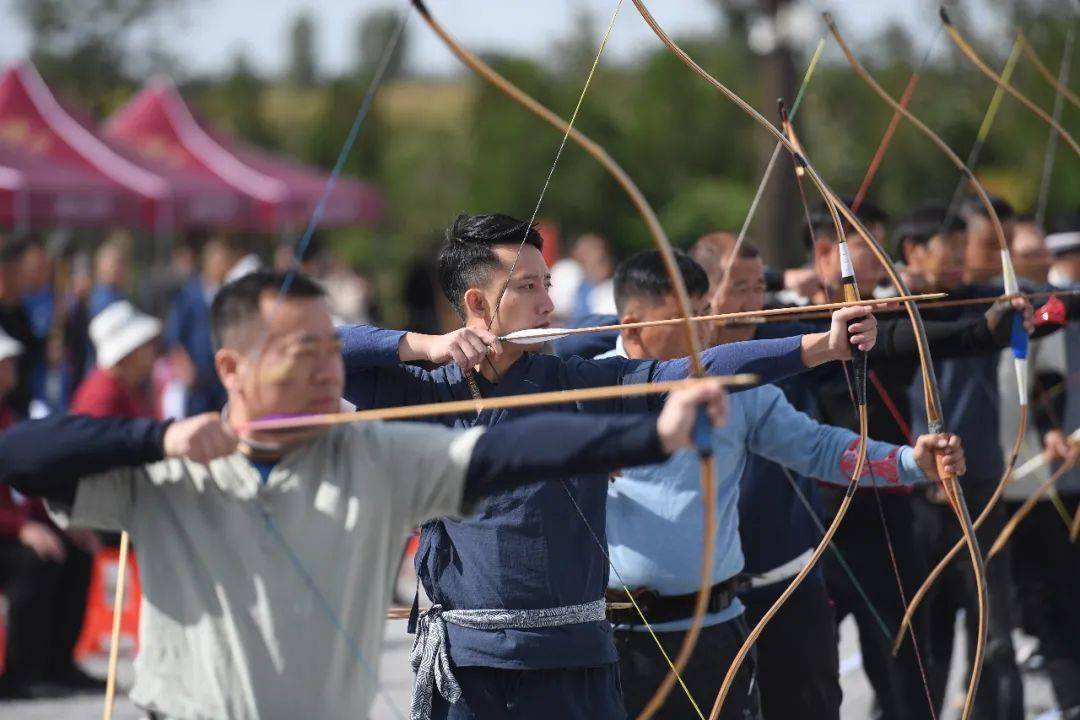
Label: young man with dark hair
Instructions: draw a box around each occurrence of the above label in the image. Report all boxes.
[339,212,880,720]
[0,269,730,720]
[962,194,1017,284]
[896,202,1026,718]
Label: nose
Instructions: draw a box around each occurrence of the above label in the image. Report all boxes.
[538,290,555,317]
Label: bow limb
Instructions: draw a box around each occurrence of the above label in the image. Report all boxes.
[410,3,715,717]
[940,9,1080,158]
[628,4,984,717]
[989,453,1079,560]
[825,18,1028,720]
[1017,28,1080,109]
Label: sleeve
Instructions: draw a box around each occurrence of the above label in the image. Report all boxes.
[371,422,484,527]
[340,325,449,410]
[48,468,142,532]
[642,335,806,410]
[0,414,168,524]
[745,385,926,489]
[870,317,1005,362]
[463,412,666,502]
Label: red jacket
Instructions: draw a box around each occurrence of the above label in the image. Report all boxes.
[70,368,156,420]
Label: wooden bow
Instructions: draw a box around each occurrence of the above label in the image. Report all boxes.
[822,23,1035,710]
[629,3,986,717]
[411,2,718,715]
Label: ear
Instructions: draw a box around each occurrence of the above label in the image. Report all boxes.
[619,311,643,353]
[214,348,242,393]
[462,288,488,321]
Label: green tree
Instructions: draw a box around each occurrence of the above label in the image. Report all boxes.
[354,7,409,80]
[13,0,186,115]
[288,13,318,87]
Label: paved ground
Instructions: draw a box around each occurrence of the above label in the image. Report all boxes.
[1,615,1061,719]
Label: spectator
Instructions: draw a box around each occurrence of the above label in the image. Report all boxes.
[19,237,53,340]
[165,236,248,417]
[62,253,94,391]
[570,233,616,319]
[143,235,200,321]
[0,327,102,698]
[71,301,160,420]
[88,233,131,319]
[0,238,42,418]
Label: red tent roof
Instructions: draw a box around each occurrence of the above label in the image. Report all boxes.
[105,79,383,233]
[0,142,140,231]
[0,62,252,233]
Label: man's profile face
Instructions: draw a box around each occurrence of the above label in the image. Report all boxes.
[910,231,966,289]
[225,293,345,425]
[471,245,554,346]
[622,292,711,361]
[711,257,765,344]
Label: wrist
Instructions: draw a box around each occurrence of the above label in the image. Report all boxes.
[398,332,432,363]
[800,332,838,367]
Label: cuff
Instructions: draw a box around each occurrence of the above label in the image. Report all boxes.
[340,326,407,367]
[776,334,807,372]
[898,446,927,485]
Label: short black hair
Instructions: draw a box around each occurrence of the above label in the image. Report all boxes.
[960,194,1015,222]
[437,212,544,317]
[613,250,710,314]
[892,204,967,260]
[804,196,890,249]
[210,270,326,351]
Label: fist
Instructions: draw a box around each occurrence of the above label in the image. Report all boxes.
[830,305,877,359]
[657,382,729,454]
[425,328,502,369]
[913,433,966,482]
[163,413,238,464]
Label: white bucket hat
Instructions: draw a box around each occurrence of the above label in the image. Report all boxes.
[0,327,23,363]
[90,300,162,369]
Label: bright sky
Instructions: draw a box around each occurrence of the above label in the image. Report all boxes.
[0,0,1004,79]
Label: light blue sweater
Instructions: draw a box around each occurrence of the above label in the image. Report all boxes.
[607,378,926,632]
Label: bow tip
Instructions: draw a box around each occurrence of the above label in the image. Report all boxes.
[821,11,836,27]
[939,6,953,24]
[411,0,431,16]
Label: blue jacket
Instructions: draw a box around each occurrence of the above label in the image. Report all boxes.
[340,324,806,669]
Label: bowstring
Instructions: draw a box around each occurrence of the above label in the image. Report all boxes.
[454,1,706,712]
[229,7,412,718]
[486,0,625,328]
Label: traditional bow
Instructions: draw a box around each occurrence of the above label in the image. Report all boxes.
[411,2,719,715]
[940,9,1080,159]
[628,4,985,718]
[822,24,1035,709]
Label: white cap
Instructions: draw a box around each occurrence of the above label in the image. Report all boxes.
[90,301,162,369]
[0,327,23,363]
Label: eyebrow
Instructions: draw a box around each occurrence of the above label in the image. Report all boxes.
[515,272,551,282]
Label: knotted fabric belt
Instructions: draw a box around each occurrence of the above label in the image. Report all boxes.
[408,598,607,720]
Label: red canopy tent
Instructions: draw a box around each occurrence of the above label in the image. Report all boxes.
[0,142,140,231]
[0,62,252,234]
[105,79,384,234]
